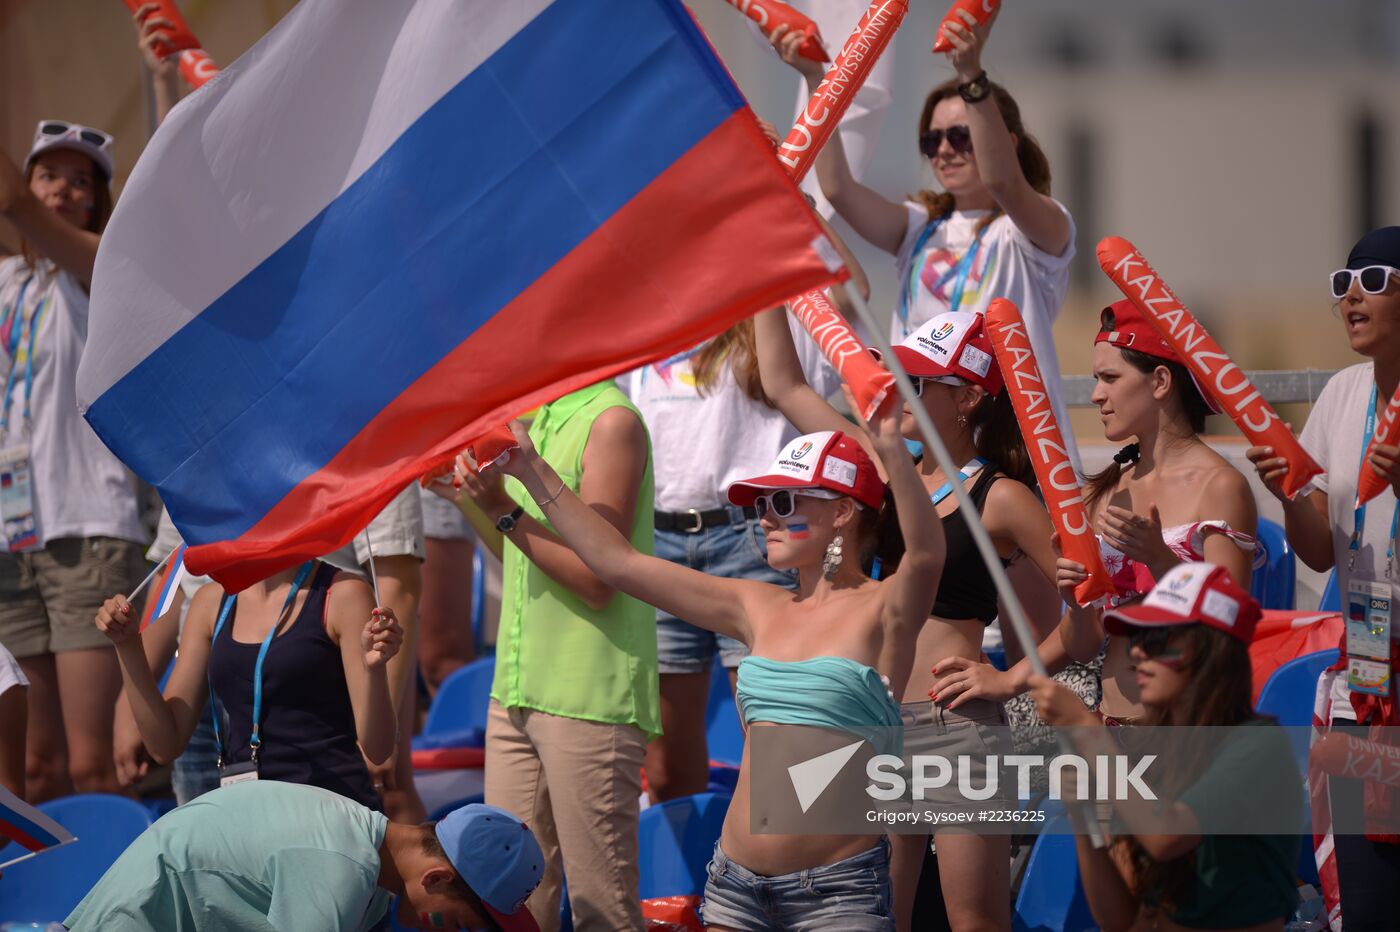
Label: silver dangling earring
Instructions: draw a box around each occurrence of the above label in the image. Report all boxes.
[823,534,845,581]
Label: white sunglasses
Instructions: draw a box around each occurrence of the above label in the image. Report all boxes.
[1330,265,1400,300]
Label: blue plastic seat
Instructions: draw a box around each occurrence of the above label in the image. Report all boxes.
[1256,649,1339,729]
[705,662,745,768]
[1012,809,1096,932]
[427,792,485,823]
[1320,569,1340,611]
[0,793,155,925]
[638,791,732,902]
[1251,518,1296,610]
[420,655,495,739]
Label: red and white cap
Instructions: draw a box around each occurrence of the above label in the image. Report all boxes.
[1103,562,1261,645]
[889,311,1004,395]
[727,431,885,511]
[1094,300,1223,414]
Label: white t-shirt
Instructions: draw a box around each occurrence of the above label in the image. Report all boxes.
[0,257,143,548]
[1299,362,1397,720]
[894,201,1080,471]
[620,314,840,512]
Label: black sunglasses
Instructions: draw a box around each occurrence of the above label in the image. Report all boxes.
[1330,266,1399,300]
[1126,627,1186,665]
[919,125,973,158]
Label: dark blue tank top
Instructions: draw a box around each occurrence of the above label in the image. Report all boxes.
[207,562,380,809]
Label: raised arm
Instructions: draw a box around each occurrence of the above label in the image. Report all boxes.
[0,149,101,287]
[327,574,403,766]
[497,421,774,645]
[753,306,854,438]
[97,584,218,765]
[133,3,182,126]
[1248,446,1334,572]
[770,26,908,254]
[940,11,1071,258]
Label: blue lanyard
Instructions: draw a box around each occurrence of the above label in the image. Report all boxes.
[1350,385,1400,577]
[1,277,48,435]
[208,561,315,764]
[896,216,988,332]
[930,457,989,505]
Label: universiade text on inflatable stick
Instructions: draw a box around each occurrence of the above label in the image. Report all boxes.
[179,49,220,89]
[1356,383,1400,506]
[721,0,828,63]
[931,0,1000,53]
[776,0,908,184]
[122,0,200,57]
[1313,732,1400,788]
[787,291,894,420]
[984,299,1114,606]
[1097,237,1323,500]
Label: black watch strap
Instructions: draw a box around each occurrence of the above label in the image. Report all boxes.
[495,505,525,533]
[957,71,990,104]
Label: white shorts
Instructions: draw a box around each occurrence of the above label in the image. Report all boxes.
[323,485,425,572]
[419,484,474,541]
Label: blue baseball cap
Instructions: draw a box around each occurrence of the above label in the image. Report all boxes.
[435,803,543,932]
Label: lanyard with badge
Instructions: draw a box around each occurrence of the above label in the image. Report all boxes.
[929,457,989,505]
[1346,385,1398,698]
[0,276,51,553]
[896,217,988,335]
[209,561,315,786]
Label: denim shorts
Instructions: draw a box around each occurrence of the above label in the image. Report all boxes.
[700,838,894,930]
[172,710,221,805]
[654,511,795,674]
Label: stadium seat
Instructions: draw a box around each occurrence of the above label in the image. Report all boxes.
[1012,809,1096,932]
[427,792,484,823]
[0,794,155,925]
[420,655,495,739]
[1251,518,1296,610]
[638,792,732,903]
[1319,570,1340,612]
[705,661,745,768]
[1256,649,1339,728]
[470,548,492,656]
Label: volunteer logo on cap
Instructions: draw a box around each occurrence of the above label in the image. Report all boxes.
[891,311,1004,395]
[1103,562,1260,644]
[728,431,885,511]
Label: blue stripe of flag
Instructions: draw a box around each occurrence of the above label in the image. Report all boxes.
[86,0,743,544]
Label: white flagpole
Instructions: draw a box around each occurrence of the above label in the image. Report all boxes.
[127,549,174,603]
[362,529,382,607]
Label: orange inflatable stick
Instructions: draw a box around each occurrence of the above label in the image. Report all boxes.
[1357,383,1400,506]
[1098,237,1323,500]
[776,0,908,184]
[1313,732,1400,788]
[722,0,829,63]
[123,0,200,58]
[178,49,219,89]
[787,290,894,420]
[984,299,1113,606]
[932,0,1000,53]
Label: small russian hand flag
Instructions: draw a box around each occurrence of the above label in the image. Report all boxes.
[0,784,77,869]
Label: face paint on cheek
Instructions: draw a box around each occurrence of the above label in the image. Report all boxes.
[786,520,811,540]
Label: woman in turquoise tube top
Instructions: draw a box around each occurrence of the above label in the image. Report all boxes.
[493,399,943,931]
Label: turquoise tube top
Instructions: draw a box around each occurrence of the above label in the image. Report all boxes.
[736,655,903,758]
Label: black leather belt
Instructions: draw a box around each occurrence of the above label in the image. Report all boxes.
[654,505,757,533]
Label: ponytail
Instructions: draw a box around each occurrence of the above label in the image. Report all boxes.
[1083,443,1140,511]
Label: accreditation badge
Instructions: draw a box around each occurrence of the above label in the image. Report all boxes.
[0,444,39,552]
[1346,576,1393,697]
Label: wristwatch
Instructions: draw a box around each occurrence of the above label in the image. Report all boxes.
[957,71,990,104]
[495,506,525,534]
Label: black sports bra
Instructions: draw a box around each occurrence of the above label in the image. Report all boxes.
[932,468,1010,625]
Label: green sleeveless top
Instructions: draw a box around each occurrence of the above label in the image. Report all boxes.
[492,382,661,739]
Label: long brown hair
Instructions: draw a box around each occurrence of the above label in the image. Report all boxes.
[912,79,1052,232]
[1082,314,1213,511]
[1118,625,1256,914]
[968,390,1033,486]
[19,157,114,272]
[690,318,772,407]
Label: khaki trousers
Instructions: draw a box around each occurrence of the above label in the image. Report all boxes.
[485,700,647,931]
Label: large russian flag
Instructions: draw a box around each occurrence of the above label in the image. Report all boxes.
[78,0,842,590]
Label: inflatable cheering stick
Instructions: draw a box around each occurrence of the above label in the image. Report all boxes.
[178,49,220,89]
[722,0,828,63]
[466,424,521,473]
[984,299,1113,606]
[787,291,894,420]
[1357,383,1400,506]
[123,0,200,57]
[777,0,908,183]
[932,0,1000,53]
[1097,237,1323,500]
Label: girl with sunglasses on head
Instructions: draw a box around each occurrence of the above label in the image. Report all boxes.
[755,306,1100,931]
[0,123,147,801]
[770,7,1079,464]
[487,391,942,930]
[1247,226,1400,930]
[1030,562,1301,932]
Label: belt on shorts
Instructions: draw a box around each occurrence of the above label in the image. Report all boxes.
[654,505,757,533]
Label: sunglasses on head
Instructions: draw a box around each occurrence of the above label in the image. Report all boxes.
[1330,265,1400,300]
[753,488,843,520]
[913,375,968,397]
[36,120,113,152]
[1126,627,1186,666]
[919,124,973,159]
